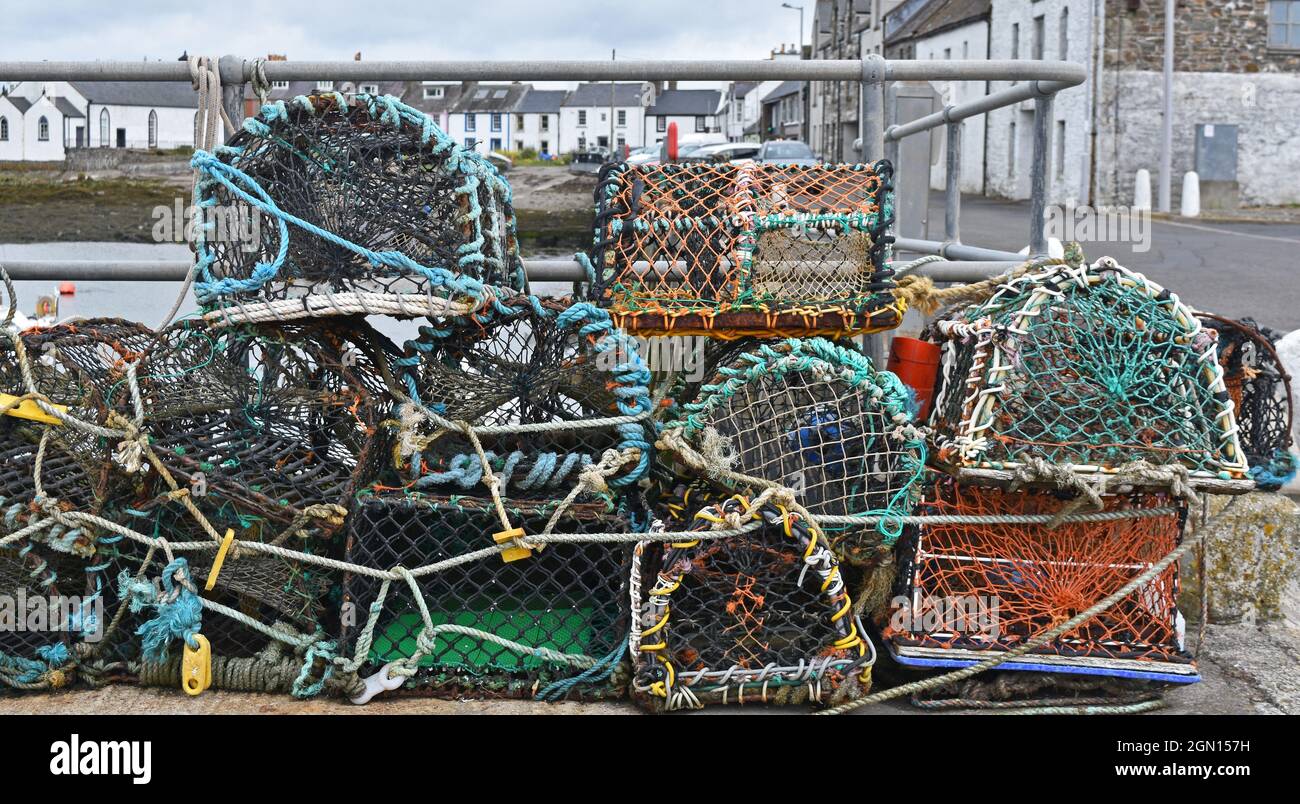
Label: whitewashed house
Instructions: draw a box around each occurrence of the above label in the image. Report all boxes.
[883,0,991,193]
[401,82,464,132]
[512,89,566,155]
[644,88,724,147]
[1,81,196,161]
[559,83,652,154]
[446,82,532,155]
[723,82,759,141]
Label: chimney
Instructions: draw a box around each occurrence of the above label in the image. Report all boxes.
[354,51,362,61]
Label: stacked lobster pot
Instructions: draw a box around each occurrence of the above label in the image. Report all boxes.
[884,259,1253,704]
[592,157,932,710]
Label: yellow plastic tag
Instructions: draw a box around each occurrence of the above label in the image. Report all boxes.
[492,526,532,563]
[0,393,65,426]
[181,634,213,696]
[204,529,236,592]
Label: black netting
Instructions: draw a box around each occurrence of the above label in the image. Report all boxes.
[632,497,871,710]
[342,493,630,700]
[194,93,525,317]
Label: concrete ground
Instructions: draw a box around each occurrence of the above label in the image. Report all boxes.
[1,623,1293,715]
[920,193,1300,332]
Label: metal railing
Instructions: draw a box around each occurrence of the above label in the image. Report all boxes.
[0,56,1086,284]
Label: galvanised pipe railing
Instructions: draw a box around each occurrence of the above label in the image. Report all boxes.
[0,56,1086,284]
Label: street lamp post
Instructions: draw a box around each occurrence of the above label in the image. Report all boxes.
[781,3,805,56]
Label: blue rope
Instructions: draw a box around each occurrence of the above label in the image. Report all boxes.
[534,637,628,702]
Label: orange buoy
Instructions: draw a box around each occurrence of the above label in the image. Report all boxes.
[887,336,942,421]
[59,282,76,296]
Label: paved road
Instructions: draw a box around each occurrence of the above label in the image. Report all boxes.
[919,194,1300,332]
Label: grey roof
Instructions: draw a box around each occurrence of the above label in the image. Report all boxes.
[69,81,197,108]
[885,0,990,45]
[450,82,531,113]
[515,89,567,114]
[563,83,645,108]
[400,82,462,114]
[54,97,84,118]
[646,89,722,117]
[761,81,804,103]
[6,96,34,114]
[730,81,758,100]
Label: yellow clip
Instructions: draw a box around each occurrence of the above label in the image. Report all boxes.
[0,393,65,426]
[492,526,532,563]
[181,634,213,696]
[204,529,236,592]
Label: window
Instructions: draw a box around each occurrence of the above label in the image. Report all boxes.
[359,83,379,95]
[600,111,606,122]
[37,116,49,141]
[943,48,951,60]
[1056,120,1066,179]
[493,89,507,99]
[464,137,476,149]
[694,116,705,133]
[656,116,666,132]
[617,136,626,149]
[577,110,587,125]
[490,113,502,132]
[0,117,7,141]
[540,115,550,131]
[490,137,502,150]
[515,114,524,129]
[540,140,550,154]
[1270,1,1300,48]
[963,40,969,59]
[316,81,334,91]
[272,80,289,90]
[99,108,110,146]
[475,89,489,99]
[617,109,626,126]
[1032,16,1045,60]
[423,86,444,99]
[465,113,476,132]
[1059,8,1070,60]
[148,109,157,148]
[578,136,586,150]
[1011,23,1020,60]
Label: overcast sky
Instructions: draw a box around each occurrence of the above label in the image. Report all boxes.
[3,0,808,82]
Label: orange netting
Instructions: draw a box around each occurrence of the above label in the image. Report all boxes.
[885,481,1191,668]
[591,161,899,338]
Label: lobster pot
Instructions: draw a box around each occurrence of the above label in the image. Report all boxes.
[0,319,158,502]
[341,494,631,700]
[193,93,524,325]
[591,161,898,338]
[666,337,924,566]
[885,480,1197,684]
[929,260,1250,491]
[1201,314,1295,489]
[131,320,399,658]
[390,297,653,501]
[631,498,873,711]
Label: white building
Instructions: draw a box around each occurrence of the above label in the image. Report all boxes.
[559,83,652,154]
[445,82,532,156]
[511,89,566,155]
[983,0,1091,204]
[723,82,760,141]
[884,0,991,193]
[644,88,724,147]
[1,81,196,161]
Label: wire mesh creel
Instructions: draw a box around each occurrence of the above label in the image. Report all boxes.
[192,92,525,324]
[927,259,1249,488]
[591,160,900,338]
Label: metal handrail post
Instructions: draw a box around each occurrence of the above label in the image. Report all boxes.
[218,55,246,132]
[859,54,886,162]
[1028,94,1054,257]
[944,119,962,244]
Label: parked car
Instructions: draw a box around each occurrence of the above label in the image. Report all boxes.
[486,151,513,173]
[569,146,612,175]
[754,140,818,166]
[680,141,761,164]
[624,145,660,166]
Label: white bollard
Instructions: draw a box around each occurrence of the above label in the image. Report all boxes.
[1133,168,1152,211]
[1181,171,1201,217]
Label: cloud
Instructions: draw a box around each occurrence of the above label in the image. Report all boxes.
[2,0,806,71]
